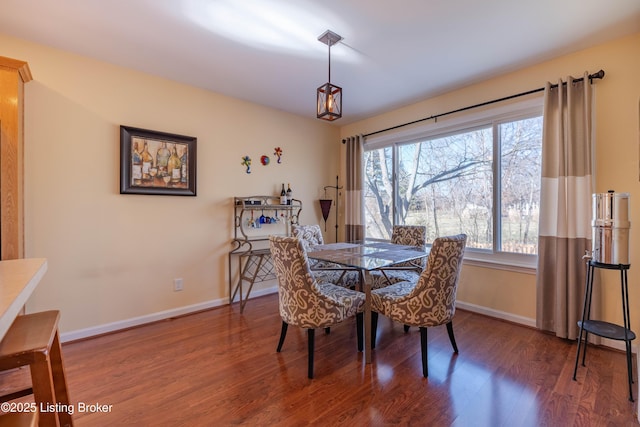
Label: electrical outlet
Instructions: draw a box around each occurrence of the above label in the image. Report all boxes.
[173,278,183,292]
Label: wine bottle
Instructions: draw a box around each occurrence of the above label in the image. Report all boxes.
[180,146,188,183]
[132,141,142,184]
[156,142,170,177]
[141,141,154,180]
[286,183,292,205]
[168,145,182,183]
[280,183,287,205]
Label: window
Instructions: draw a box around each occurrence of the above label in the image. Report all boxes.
[363,99,542,267]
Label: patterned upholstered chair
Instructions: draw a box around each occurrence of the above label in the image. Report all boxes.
[371,234,467,377]
[291,224,325,249]
[269,235,365,379]
[369,225,427,290]
[291,224,328,269]
[291,224,360,289]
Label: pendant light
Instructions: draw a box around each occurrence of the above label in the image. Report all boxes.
[317,30,343,121]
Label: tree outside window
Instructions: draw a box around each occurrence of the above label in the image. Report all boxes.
[364,115,541,255]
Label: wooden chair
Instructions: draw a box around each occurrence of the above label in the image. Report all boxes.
[371,234,467,377]
[369,225,427,289]
[0,310,73,427]
[269,235,365,379]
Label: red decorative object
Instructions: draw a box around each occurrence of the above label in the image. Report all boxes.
[319,199,332,231]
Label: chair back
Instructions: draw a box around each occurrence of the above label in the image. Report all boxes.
[269,235,349,328]
[392,225,426,249]
[291,224,324,250]
[410,234,467,325]
[392,225,427,268]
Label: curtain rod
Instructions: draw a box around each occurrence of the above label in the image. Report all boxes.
[345,70,605,141]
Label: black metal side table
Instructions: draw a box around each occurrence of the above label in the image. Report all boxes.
[573,260,635,401]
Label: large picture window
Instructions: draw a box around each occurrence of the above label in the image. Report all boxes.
[363,100,542,266]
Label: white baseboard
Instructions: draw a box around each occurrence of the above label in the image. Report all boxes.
[60,298,224,342]
[60,286,280,343]
[241,285,278,299]
[457,300,637,357]
[456,300,537,328]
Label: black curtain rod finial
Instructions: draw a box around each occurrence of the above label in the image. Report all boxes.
[589,69,605,82]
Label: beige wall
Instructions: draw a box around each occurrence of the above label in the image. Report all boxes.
[2,31,639,339]
[1,34,341,335]
[341,33,640,331]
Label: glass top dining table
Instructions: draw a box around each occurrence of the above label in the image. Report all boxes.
[307,240,429,364]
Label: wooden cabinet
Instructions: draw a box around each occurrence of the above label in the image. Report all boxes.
[0,56,32,260]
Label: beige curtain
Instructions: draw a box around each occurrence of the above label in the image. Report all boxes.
[536,72,594,340]
[344,135,365,241]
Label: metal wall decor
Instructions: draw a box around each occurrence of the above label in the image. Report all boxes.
[241,156,252,174]
[274,147,283,163]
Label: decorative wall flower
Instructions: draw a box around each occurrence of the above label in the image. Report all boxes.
[274,147,283,163]
[241,155,252,174]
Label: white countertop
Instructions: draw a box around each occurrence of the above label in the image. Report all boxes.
[0,258,47,340]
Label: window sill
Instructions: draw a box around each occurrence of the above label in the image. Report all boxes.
[463,252,537,275]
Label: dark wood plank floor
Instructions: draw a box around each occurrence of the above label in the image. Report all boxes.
[2,293,638,426]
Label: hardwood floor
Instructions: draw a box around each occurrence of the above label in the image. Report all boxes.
[2,293,638,426]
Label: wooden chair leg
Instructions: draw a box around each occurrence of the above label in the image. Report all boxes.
[371,312,379,349]
[29,357,59,427]
[276,321,288,352]
[446,321,458,353]
[404,325,410,333]
[420,327,428,377]
[307,329,315,379]
[50,330,73,427]
[324,327,331,335]
[356,312,363,352]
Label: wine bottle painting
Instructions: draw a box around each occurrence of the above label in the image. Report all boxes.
[120,126,197,196]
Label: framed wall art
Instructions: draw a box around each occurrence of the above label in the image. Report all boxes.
[120,125,197,196]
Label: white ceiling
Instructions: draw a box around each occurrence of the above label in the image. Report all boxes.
[2,0,639,124]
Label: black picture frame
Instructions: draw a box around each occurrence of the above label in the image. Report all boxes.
[120,125,197,196]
